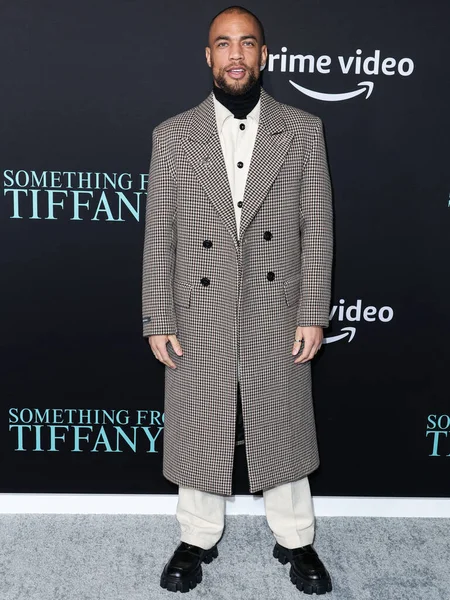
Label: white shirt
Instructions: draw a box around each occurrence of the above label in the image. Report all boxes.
[213,93,261,240]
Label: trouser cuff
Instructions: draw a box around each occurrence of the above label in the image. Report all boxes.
[273,523,315,549]
[180,530,221,551]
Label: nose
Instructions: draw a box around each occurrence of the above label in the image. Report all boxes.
[228,41,244,61]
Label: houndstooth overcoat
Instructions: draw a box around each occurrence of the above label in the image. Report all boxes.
[142,86,333,496]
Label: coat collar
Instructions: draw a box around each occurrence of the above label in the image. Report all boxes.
[212,92,261,136]
[189,86,287,142]
[181,86,294,250]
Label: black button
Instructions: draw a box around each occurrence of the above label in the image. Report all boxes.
[237,201,243,208]
[237,161,243,168]
[203,240,213,249]
[200,277,210,287]
[266,271,275,281]
[239,123,245,130]
[263,231,272,241]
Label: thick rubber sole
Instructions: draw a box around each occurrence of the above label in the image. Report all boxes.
[273,543,332,595]
[160,545,218,593]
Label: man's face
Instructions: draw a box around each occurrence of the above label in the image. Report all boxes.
[205,12,267,95]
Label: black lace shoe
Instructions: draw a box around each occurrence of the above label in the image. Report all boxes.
[273,542,332,595]
[160,541,218,593]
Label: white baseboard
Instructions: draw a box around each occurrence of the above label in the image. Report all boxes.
[0,494,448,518]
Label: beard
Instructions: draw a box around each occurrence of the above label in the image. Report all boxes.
[213,64,259,95]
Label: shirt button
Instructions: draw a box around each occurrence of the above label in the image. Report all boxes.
[237,161,243,168]
[237,201,243,208]
[239,123,245,130]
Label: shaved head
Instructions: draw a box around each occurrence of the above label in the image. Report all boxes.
[208,6,265,47]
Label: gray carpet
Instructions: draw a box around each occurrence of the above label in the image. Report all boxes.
[0,515,448,600]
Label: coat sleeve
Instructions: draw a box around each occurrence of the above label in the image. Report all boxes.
[297,117,334,329]
[141,126,178,337]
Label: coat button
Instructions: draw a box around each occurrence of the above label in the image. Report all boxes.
[263,231,272,241]
[200,277,210,287]
[237,161,244,168]
[203,240,213,249]
[237,201,243,208]
[266,272,275,281]
[239,123,245,130]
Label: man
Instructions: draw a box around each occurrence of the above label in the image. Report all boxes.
[142,5,334,595]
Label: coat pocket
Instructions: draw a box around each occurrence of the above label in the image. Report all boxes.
[173,279,192,308]
[283,276,301,308]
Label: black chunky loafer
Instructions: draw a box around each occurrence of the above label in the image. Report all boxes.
[160,541,218,593]
[273,542,332,595]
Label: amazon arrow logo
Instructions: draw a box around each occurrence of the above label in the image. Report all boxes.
[323,327,356,344]
[289,80,373,101]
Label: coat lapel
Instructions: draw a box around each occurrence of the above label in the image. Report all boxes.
[240,88,295,240]
[181,86,295,248]
[181,97,238,244]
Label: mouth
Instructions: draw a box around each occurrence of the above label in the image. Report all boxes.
[226,67,246,80]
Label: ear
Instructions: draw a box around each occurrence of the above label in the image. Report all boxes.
[205,47,211,68]
[260,45,268,70]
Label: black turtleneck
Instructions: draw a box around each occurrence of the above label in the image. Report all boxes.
[213,78,261,119]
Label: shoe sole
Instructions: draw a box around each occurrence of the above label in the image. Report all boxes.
[160,545,218,593]
[273,543,332,595]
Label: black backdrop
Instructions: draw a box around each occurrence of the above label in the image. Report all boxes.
[1,0,449,496]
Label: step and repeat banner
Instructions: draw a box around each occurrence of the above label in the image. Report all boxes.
[1,0,449,496]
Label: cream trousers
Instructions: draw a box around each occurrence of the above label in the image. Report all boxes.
[176,476,315,550]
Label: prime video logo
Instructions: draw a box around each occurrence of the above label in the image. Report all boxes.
[267,47,414,101]
[323,299,394,344]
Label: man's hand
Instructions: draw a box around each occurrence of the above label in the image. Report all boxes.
[148,334,183,369]
[292,326,323,363]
